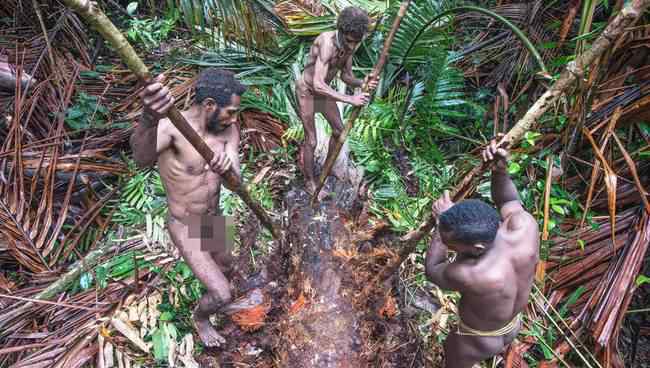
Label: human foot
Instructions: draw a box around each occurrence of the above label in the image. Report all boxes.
[195,317,226,347]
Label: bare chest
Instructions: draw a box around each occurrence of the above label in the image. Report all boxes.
[173,135,227,176]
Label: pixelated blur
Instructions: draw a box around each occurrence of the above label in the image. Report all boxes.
[185,215,235,252]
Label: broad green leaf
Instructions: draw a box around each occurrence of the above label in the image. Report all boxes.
[635,275,650,287]
[152,327,168,361]
[508,162,521,175]
[551,204,566,215]
[127,2,138,15]
[160,311,175,321]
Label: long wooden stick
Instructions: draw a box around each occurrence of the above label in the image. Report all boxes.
[61,0,280,239]
[385,0,650,278]
[311,0,412,204]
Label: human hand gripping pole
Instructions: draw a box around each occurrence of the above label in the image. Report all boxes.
[62,0,280,239]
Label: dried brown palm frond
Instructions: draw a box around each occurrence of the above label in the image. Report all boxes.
[241,110,287,152]
[454,0,558,93]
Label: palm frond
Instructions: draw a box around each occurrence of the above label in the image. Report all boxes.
[168,0,284,50]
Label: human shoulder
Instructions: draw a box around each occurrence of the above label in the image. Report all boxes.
[500,201,537,232]
[506,211,537,233]
[220,122,240,140]
[315,32,336,60]
[154,116,177,142]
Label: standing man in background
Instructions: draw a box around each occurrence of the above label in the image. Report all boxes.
[296,6,378,194]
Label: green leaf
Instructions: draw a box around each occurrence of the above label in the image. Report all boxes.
[551,204,566,215]
[558,286,586,317]
[80,70,101,78]
[508,162,521,175]
[152,327,168,361]
[96,265,108,289]
[635,274,650,287]
[577,239,585,251]
[524,131,542,147]
[80,272,93,289]
[66,109,84,120]
[176,262,193,280]
[127,2,138,15]
[96,64,113,72]
[160,311,175,321]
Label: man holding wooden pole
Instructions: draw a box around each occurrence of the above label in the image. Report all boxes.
[296,6,378,196]
[130,68,245,347]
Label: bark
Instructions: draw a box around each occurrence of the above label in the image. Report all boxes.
[269,123,414,367]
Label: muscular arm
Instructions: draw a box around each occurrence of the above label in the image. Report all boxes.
[312,41,353,103]
[489,153,535,227]
[340,57,363,88]
[491,163,520,209]
[425,231,473,292]
[130,114,173,169]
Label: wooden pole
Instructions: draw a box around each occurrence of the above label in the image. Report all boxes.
[61,0,280,239]
[311,0,412,204]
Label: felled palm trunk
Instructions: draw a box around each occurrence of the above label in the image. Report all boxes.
[271,123,411,367]
[278,181,365,366]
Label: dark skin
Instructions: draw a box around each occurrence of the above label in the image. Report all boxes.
[297,29,378,194]
[425,140,539,368]
[130,75,241,347]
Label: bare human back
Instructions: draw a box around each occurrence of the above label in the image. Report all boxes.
[425,140,539,368]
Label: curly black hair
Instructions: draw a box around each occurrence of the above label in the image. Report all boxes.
[195,68,247,108]
[336,6,369,39]
[438,199,500,245]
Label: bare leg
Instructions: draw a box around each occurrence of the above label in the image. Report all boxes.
[320,98,344,180]
[167,216,231,347]
[444,330,507,368]
[296,83,317,194]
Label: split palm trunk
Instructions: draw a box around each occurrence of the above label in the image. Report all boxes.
[61,0,280,239]
[273,135,415,367]
[386,0,650,279]
[312,0,412,203]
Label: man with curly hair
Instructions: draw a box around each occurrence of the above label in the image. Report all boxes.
[296,6,378,194]
[425,140,540,367]
[130,68,246,348]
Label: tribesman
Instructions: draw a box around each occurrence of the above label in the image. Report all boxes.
[425,140,539,368]
[296,6,378,194]
[131,68,245,347]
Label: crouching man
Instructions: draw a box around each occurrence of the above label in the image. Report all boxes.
[425,140,539,367]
